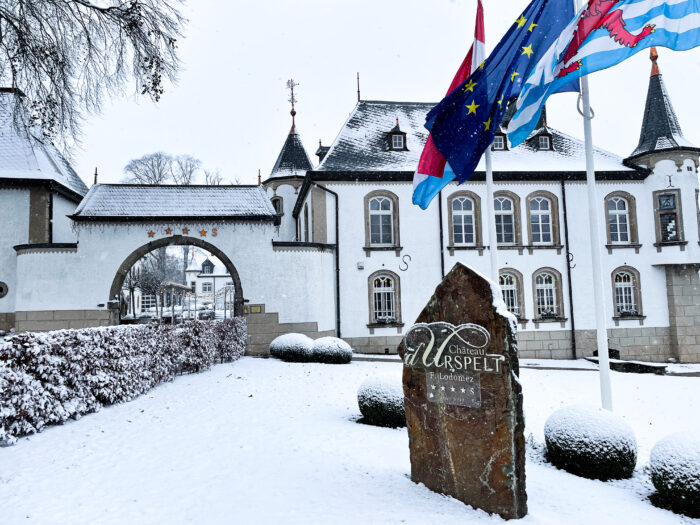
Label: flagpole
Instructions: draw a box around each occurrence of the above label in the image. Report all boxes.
[484,148,499,281]
[579,72,613,411]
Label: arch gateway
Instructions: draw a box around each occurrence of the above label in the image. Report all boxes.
[12,185,337,354]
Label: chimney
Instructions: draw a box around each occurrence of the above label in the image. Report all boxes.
[315,140,330,163]
[257,169,261,186]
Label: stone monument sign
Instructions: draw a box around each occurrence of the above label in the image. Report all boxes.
[398,263,527,520]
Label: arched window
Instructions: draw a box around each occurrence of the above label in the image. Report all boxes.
[495,196,515,245]
[611,267,643,318]
[364,191,400,254]
[368,270,402,326]
[608,197,630,243]
[271,197,283,215]
[532,268,563,320]
[530,196,552,244]
[452,196,475,245]
[499,271,523,318]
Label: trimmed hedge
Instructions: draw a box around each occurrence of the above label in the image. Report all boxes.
[357,377,406,428]
[650,433,700,518]
[0,318,246,445]
[311,337,353,364]
[270,334,353,364]
[544,405,637,480]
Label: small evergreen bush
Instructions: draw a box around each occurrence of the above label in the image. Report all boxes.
[269,333,314,362]
[544,405,637,480]
[357,377,405,428]
[649,433,700,518]
[310,337,353,364]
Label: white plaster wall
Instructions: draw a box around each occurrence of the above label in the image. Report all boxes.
[0,189,29,313]
[266,183,298,241]
[14,220,335,332]
[51,194,79,243]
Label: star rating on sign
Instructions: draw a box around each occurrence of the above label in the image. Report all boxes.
[450,387,456,393]
[440,386,446,391]
[430,384,436,390]
[460,388,466,394]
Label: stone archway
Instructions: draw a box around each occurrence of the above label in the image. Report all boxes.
[108,235,244,323]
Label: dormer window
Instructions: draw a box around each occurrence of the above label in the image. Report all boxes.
[201,260,214,274]
[493,135,506,151]
[388,118,407,151]
[538,135,551,150]
[392,134,404,150]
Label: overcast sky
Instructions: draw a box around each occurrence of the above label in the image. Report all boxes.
[73,0,700,186]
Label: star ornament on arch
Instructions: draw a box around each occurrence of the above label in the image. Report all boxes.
[165,227,173,235]
[182,228,190,235]
[199,229,207,237]
[147,230,155,238]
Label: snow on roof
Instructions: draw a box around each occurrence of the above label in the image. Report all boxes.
[72,184,277,220]
[0,91,89,198]
[317,100,631,173]
[269,129,314,178]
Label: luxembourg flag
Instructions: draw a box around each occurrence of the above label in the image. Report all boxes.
[412,0,485,209]
[508,0,700,147]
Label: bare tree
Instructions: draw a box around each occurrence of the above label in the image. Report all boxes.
[172,155,201,185]
[0,1,185,148]
[124,151,173,184]
[203,169,223,185]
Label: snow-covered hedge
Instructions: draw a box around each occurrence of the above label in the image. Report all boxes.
[270,333,314,362]
[649,433,700,517]
[544,405,637,480]
[0,318,246,445]
[311,337,353,364]
[357,377,405,428]
[270,334,352,364]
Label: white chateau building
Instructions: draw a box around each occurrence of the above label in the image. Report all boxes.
[1,53,699,363]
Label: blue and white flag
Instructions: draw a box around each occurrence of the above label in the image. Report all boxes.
[508,0,700,147]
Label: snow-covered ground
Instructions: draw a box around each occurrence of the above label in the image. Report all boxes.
[1,358,698,525]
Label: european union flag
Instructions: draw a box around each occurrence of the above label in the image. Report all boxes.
[425,0,579,183]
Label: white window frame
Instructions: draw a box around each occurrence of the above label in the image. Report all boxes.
[614,271,637,315]
[538,136,550,150]
[495,196,516,245]
[535,272,557,317]
[202,282,213,293]
[492,135,505,150]
[392,134,404,150]
[530,196,553,245]
[451,196,476,246]
[499,273,520,317]
[141,294,157,310]
[369,196,394,246]
[372,275,396,323]
[608,196,631,244]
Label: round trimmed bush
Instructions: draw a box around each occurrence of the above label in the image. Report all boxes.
[269,333,313,362]
[310,337,353,364]
[649,433,700,517]
[544,405,637,480]
[357,377,405,428]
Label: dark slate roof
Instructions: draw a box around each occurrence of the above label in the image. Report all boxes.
[629,72,697,159]
[0,91,89,199]
[269,129,313,178]
[316,100,630,173]
[72,184,277,221]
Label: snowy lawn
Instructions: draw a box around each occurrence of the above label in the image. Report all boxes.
[1,358,698,525]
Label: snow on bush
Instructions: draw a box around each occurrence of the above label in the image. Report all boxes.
[357,377,405,428]
[544,404,637,480]
[269,333,314,362]
[649,433,700,517]
[0,318,246,445]
[310,337,353,364]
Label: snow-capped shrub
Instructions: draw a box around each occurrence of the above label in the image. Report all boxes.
[649,433,700,518]
[269,333,314,362]
[544,405,637,480]
[357,377,405,428]
[0,319,246,445]
[310,337,353,364]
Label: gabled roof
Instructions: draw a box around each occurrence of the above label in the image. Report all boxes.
[0,90,89,200]
[628,49,698,160]
[316,100,632,174]
[268,128,313,178]
[71,184,278,222]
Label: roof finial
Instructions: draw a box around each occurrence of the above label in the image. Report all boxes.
[286,79,299,133]
[650,47,659,77]
[258,169,261,186]
[93,167,98,185]
[357,72,361,102]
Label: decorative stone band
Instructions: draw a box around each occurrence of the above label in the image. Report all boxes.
[13,243,79,255]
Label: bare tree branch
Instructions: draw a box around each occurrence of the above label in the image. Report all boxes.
[123,151,172,184]
[203,168,222,185]
[172,154,201,185]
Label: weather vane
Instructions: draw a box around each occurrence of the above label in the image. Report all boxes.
[286,79,299,131]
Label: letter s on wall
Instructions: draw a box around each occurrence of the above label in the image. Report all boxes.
[399,254,412,272]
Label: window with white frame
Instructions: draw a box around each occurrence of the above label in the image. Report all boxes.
[614,271,638,316]
[451,196,475,245]
[535,272,558,317]
[202,282,213,293]
[530,196,552,244]
[392,134,404,150]
[372,275,396,323]
[538,135,550,150]
[369,196,394,245]
[495,196,515,244]
[608,197,630,243]
[142,294,157,310]
[499,273,520,317]
[493,135,505,150]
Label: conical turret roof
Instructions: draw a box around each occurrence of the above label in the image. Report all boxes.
[269,125,313,179]
[628,48,698,160]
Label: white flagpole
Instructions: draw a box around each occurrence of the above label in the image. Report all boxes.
[484,148,499,281]
[579,70,613,411]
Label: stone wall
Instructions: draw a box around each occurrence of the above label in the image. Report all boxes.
[15,310,110,332]
[245,305,334,356]
[344,335,405,355]
[0,312,14,331]
[665,264,700,363]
